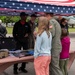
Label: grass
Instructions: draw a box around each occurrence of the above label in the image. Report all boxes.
[6,27,75,34]
[6,27,13,34]
[69,28,75,32]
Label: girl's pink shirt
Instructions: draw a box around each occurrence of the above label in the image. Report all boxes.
[60,36,70,59]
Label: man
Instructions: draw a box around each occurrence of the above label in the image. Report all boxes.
[28,14,37,49]
[45,13,63,75]
[13,12,31,74]
[0,20,7,37]
[57,16,62,23]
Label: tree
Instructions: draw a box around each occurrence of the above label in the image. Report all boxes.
[0,16,20,24]
[11,16,20,22]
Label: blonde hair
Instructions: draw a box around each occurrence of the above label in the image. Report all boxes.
[37,17,50,38]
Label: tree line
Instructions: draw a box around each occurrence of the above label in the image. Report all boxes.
[0,16,20,23]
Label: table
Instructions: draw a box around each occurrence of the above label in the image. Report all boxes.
[0,51,75,74]
[67,50,75,70]
[0,56,34,73]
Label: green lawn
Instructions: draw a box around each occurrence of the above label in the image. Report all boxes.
[69,28,75,32]
[6,27,13,34]
[6,27,75,34]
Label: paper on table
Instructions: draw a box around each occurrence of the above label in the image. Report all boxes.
[9,50,22,54]
[9,54,15,57]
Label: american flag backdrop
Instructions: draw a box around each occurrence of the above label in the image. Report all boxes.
[0,0,75,15]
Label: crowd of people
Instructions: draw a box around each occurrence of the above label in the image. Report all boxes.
[33,13,70,75]
[0,12,70,75]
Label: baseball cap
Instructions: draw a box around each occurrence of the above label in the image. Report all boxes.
[20,12,28,16]
[31,14,37,17]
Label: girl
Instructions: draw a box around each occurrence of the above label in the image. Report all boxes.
[34,17,52,75]
[59,28,70,75]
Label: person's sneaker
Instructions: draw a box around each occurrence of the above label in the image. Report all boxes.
[14,70,18,74]
[19,67,28,73]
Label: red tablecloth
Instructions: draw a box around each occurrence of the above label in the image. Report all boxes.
[0,56,34,73]
[67,50,75,70]
[0,50,75,73]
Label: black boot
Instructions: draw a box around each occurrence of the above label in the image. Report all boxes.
[14,70,18,74]
[19,67,28,73]
[13,63,18,74]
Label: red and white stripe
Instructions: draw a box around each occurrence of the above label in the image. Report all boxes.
[20,0,75,6]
